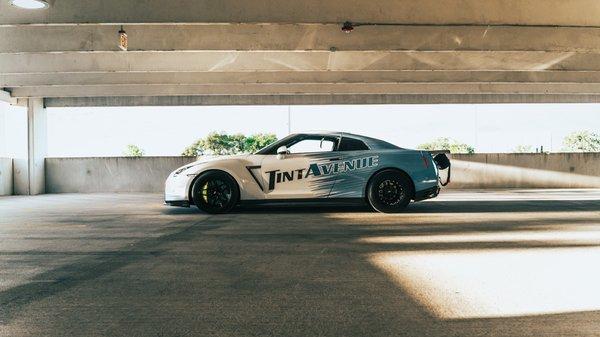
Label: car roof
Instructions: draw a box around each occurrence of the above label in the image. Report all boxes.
[295,131,402,150]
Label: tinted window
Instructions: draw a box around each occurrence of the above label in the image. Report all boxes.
[338,137,369,151]
[288,138,336,153]
[256,134,340,154]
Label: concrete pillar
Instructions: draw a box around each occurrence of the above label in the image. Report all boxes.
[28,98,47,195]
[0,104,14,195]
[2,100,27,195]
[0,104,6,157]
[13,98,46,195]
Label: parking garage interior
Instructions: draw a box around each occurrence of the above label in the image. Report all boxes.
[1,1,600,336]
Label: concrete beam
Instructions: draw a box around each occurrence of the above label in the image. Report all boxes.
[15,82,600,98]
[0,51,594,75]
[0,89,15,104]
[2,24,600,53]
[3,1,600,103]
[8,71,600,87]
[44,94,600,107]
[2,0,600,26]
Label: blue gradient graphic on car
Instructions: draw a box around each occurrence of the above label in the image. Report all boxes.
[265,155,379,191]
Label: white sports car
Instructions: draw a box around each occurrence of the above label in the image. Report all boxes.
[165,131,450,213]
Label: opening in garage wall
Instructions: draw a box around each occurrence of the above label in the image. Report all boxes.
[45,104,600,157]
[0,100,27,159]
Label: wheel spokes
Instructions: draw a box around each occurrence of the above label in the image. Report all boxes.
[201,179,232,208]
[377,179,404,206]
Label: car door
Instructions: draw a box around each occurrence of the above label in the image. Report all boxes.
[260,134,342,199]
[328,136,378,198]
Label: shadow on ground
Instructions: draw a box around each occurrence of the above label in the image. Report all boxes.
[0,192,599,336]
[230,198,600,214]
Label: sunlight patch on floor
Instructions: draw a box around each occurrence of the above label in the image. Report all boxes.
[369,247,600,319]
[360,229,600,244]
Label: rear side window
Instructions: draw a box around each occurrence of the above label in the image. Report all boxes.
[338,137,369,151]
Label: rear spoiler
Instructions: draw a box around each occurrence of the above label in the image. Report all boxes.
[429,151,451,186]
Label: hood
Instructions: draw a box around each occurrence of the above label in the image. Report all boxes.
[172,154,251,176]
[190,154,250,165]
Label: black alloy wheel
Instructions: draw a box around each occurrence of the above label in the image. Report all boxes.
[192,171,239,214]
[367,170,413,213]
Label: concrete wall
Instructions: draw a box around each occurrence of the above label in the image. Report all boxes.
[45,157,197,193]
[449,153,600,189]
[42,153,600,194]
[0,158,13,195]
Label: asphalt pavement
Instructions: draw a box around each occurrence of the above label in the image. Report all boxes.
[1,190,599,337]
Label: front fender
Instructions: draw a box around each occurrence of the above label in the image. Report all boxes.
[185,159,265,201]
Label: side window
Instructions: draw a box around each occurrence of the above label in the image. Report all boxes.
[338,137,369,151]
[288,138,336,154]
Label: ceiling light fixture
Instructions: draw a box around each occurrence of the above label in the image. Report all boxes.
[118,26,128,51]
[9,0,49,9]
[341,21,354,33]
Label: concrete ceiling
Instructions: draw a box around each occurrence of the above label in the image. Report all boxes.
[3,0,600,105]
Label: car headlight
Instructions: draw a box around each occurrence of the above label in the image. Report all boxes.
[173,164,195,177]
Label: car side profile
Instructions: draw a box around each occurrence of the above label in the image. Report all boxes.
[165,132,450,213]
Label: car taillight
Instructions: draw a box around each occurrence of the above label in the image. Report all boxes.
[421,153,430,168]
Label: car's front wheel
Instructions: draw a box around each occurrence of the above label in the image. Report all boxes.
[367,170,413,213]
[191,171,239,214]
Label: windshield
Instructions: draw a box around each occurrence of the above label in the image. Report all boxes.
[255,134,297,155]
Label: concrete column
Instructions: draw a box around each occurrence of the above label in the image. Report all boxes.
[3,100,27,195]
[27,98,47,195]
[0,105,14,195]
[13,98,46,195]
[0,105,6,157]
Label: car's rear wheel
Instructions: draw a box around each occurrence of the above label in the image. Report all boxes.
[367,170,413,213]
[191,171,239,214]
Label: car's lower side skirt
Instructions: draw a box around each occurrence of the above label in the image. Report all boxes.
[166,188,439,209]
[165,200,191,207]
[239,198,365,207]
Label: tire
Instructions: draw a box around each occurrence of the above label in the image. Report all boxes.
[366,170,413,213]
[191,171,239,214]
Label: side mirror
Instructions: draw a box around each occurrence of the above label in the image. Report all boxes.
[277,146,288,155]
[276,145,288,159]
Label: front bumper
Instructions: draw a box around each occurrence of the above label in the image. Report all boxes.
[164,172,193,206]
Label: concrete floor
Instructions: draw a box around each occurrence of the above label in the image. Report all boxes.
[1,190,599,337]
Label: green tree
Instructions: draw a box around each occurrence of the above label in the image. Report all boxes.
[181,139,203,156]
[513,145,533,153]
[201,132,243,155]
[417,137,475,154]
[243,133,278,153]
[562,130,600,152]
[181,132,277,156]
[123,144,145,157]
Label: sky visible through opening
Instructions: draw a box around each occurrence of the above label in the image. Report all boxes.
[2,103,600,157]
